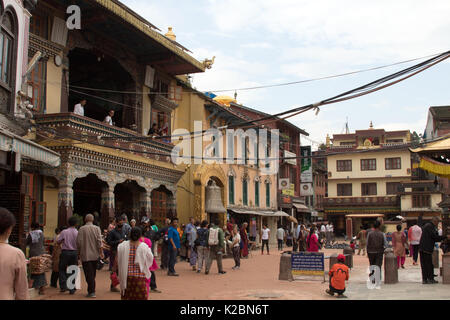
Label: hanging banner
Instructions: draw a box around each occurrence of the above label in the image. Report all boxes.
[300,146,312,182]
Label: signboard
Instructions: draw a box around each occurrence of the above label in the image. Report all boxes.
[300,183,313,196]
[279,178,290,190]
[284,150,297,165]
[300,146,312,182]
[282,183,295,196]
[291,252,324,280]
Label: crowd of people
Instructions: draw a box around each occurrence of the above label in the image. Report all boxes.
[1,204,449,300]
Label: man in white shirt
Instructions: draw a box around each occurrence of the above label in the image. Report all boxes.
[276,226,285,251]
[326,223,332,244]
[104,110,114,126]
[73,99,87,116]
[261,225,270,255]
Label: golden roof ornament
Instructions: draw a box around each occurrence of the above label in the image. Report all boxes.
[369,121,374,129]
[165,27,176,41]
[203,56,216,69]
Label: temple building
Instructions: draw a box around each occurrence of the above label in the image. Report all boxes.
[24,0,206,236]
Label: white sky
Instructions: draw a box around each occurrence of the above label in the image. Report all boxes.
[122,0,450,147]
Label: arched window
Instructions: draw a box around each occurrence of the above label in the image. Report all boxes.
[0,10,16,113]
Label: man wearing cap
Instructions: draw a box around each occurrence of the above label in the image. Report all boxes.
[326,254,349,298]
[419,216,443,284]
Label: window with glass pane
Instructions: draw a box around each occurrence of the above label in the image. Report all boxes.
[27,60,47,112]
[243,180,248,205]
[255,181,259,207]
[361,183,377,196]
[337,160,352,171]
[265,182,270,207]
[361,159,377,171]
[30,14,48,39]
[385,157,401,170]
[2,36,10,83]
[386,182,400,195]
[412,195,431,208]
[337,184,352,196]
[228,176,234,205]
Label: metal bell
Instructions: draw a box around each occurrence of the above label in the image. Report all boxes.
[205,180,226,213]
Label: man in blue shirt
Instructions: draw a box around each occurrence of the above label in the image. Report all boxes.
[168,218,180,276]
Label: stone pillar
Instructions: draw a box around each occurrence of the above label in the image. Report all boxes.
[432,247,439,269]
[279,253,294,281]
[384,248,398,284]
[101,187,115,231]
[442,253,450,284]
[57,183,73,228]
[346,217,353,240]
[140,190,151,220]
[343,246,353,269]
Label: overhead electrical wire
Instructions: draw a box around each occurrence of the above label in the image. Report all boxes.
[97,49,450,142]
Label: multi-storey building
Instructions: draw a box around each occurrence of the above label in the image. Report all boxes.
[19,0,209,240]
[228,103,310,224]
[0,0,64,249]
[324,124,413,238]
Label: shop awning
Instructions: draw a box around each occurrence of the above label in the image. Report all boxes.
[345,214,384,218]
[0,129,61,168]
[293,203,310,211]
[229,209,290,217]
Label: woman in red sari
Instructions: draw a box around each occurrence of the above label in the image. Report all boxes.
[240,222,249,258]
[307,226,319,252]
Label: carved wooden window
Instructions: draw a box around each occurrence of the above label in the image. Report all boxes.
[386,182,401,195]
[27,59,46,112]
[30,13,48,39]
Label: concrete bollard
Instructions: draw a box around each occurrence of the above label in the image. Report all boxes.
[279,253,294,281]
[432,248,439,269]
[384,248,398,284]
[443,253,450,284]
[343,246,353,269]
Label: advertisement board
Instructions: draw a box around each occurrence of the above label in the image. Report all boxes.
[300,146,312,182]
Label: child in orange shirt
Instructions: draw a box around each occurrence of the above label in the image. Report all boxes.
[326,254,349,298]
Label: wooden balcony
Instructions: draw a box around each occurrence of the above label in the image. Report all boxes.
[34,113,174,161]
[324,196,399,207]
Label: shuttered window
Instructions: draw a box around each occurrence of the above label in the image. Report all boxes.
[228,176,234,205]
[243,179,248,205]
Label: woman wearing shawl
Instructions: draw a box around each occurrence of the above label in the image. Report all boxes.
[306,226,319,252]
[392,224,407,269]
[298,225,307,252]
[140,231,161,294]
[240,222,249,258]
[117,227,153,300]
[26,222,47,294]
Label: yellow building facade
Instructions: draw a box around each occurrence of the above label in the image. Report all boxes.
[173,86,279,240]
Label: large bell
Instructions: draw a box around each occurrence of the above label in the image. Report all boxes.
[205,180,226,213]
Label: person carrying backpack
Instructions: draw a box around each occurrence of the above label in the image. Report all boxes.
[205,219,226,275]
[195,220,209,273]
[326,254,349,298]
